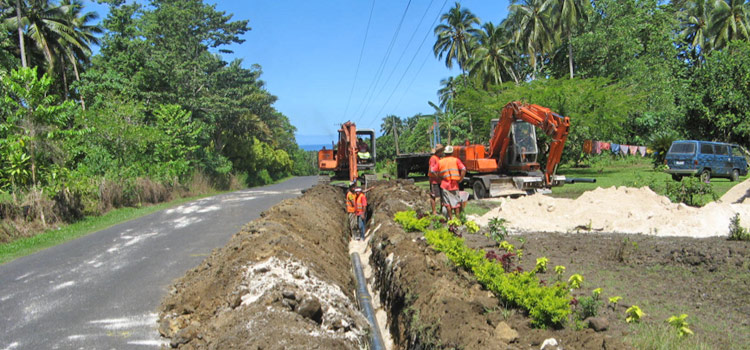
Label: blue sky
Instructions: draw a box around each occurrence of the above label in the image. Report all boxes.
[83,1,510,145]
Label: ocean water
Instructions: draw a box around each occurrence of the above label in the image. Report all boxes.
[300,144,329,152]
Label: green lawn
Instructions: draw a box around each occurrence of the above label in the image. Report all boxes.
[553,157,747,204]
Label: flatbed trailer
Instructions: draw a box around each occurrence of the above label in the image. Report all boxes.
[395,153,432,179]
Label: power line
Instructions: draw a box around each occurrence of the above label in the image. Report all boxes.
[365,0,448,127]
[364,0,436,119]
[352,0,412,123]
[342,0,376,122]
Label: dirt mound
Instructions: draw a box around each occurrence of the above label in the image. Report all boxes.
[158,184,368,349]
[720,177,750,203]
[365,180,628,350]
[476,186,750,237]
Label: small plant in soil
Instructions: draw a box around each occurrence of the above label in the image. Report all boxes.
[666,313,693,337]
[608,296,622,310]
[626,305,644,323]
[554,265,566,282]
[568,273,584,289]
[487,217,507,242]
[465,220,479,234]
[576,289,603,319]
[535,257,549,273]
[499,240,514,252]
[728,213,750,241]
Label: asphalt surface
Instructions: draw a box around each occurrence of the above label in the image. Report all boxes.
[0,176,318,350]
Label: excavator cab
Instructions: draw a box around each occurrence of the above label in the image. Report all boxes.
[506,122,540,172]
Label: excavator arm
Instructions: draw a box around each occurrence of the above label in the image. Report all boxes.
[488,101,570,185]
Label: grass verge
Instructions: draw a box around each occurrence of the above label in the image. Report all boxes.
[0,194,214,265]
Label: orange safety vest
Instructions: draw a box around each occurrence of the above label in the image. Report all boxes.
[355,193,367,216]
[346,191,356,213]
[438,156,461,181]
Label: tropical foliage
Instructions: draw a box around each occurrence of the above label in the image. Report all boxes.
[376,0,750,168]
[0,0,313,242]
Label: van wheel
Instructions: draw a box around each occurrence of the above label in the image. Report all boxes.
[699,169,711,183]
[671,174,682,182]
[731,169,740,182]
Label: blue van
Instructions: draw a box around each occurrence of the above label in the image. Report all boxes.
[665,140,748,182]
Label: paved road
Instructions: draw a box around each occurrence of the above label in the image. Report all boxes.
[0,176,318,350]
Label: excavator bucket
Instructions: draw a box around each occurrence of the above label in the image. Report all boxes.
[488,178,527,197]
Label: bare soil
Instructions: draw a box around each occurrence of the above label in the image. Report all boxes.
[159,180,750,349]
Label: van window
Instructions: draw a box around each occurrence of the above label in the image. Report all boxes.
[668,143,695,154]
[715,144,729,155]
[700,143,714,154]
[732,147,744,157]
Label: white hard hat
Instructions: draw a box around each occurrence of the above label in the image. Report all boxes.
[444,145,454,154]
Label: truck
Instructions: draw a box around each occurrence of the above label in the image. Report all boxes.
[317,121,377,184]
[396,101,592,198]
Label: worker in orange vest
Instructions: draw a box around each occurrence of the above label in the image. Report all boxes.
[354,187,367,240]
[345,181,358,238]
[428,144,444,215]
[430,145,466,219]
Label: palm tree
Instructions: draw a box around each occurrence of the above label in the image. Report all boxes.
[508,0,556,79]
[437,76,458,109]
[547,0,588,79]
[433,2,481,77]
[709,0,750,50]
[381,115,403,155]
[56,0,101,108]
[467,22,516,87]
[0,0,29,67]
[680,0,712,61]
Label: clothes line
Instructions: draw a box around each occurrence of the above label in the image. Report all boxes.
[583,140,650,157]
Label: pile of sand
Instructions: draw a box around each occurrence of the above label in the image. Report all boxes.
[475,179,750,238]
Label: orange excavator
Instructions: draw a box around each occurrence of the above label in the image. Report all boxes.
[317,121,376,184]
[455,101,575,198]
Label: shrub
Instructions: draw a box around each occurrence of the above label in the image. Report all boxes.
[666,314,693,337]
[728,214,750,241]
[664,177,715,206]
[626,305,644,323]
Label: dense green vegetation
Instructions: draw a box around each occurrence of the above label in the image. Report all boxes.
[377,0,750,169]
[0,0,316,243]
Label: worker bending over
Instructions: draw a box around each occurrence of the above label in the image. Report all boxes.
[428,144,444,215]
[431,145,466,219]
[345,181,358,239]
[354,187,367,240]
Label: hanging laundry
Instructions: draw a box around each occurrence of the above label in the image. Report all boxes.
[611,143,620,154]
[593,141,602,154]
[646,147,653,155]
[629,145,638,155]
[583,140,593,154]
[620,145,629,155]
[638,146,647,157]
[601,142,611,151]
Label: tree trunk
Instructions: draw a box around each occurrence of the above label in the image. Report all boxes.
[568,31,574,79]
[68,51,86,110]
[392,118,400,156]
[16,0,27,68]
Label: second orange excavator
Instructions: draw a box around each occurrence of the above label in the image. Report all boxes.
[454,101,573,198]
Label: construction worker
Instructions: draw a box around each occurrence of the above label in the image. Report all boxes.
[354,187,367,240]
[431,145,466,219]
[345,181,358,238]
[428,144,444,215]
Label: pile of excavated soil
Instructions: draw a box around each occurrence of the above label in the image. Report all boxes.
[476,179,750,237]
[158,185,368,349]
[365,180,628,350]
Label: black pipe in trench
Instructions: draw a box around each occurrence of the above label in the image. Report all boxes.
[351,252,386,350]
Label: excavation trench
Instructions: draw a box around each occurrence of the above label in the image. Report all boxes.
[157,183,396,349]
